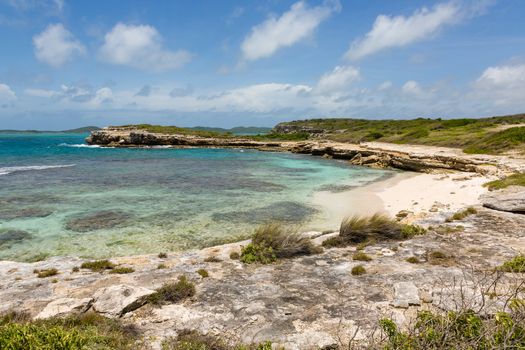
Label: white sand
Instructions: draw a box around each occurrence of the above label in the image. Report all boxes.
[311,170,494,227]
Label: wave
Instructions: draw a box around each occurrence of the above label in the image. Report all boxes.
[58,143,101,148]
[0,164,75,176]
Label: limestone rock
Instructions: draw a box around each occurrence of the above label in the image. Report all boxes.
[92,284,154,317]
[391,282,420,308]
[35,298,93,319]
[481,186,525,213]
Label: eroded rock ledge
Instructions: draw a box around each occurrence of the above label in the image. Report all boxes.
[87,128,525,175]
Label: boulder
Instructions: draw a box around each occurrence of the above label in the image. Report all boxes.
[391,282,420,308]
[481,186,525,213]
[35,298,93,319]
[92,284,155,317]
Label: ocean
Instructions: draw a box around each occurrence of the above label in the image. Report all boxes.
[0,133,392,261]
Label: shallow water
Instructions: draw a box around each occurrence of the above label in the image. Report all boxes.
[0,133,392,261]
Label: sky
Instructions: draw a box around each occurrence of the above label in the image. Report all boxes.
[0,0,524,129]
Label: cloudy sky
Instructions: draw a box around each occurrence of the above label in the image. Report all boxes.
[0,0,524,129]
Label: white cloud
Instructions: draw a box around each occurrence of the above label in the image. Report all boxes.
[241,0,340,61]
[0,84,16,107]
[471,63,525,107]
[345,2,459,60]
[476,63,525,86]
[25,88,58,97]
[99,23,192,72]
[315,65,360,94]
[402,80,423,95]
[33,24,85,67]
[378,81,393,91]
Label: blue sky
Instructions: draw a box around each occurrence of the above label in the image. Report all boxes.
[0,0,524,129]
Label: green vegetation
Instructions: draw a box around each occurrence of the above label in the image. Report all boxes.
[352,252,372,262]
[323,214,427,248]
[162,330,280,350]
[72,266,79,272]
[405,256,420,264]
[428,250,455,266]
[351,265,366,276]
[379,307,525,349]
[109,267,135,274]
[157,263,167,269]
[158,252,168,258]
[446,207,478,222]
[147,276,195,305]
[229,251,240,260]
[275,114,525,154]
[499,255,525,273]
[0,311,138,349]
[197,269,209,278]
[240,223,321,264]
[484,173,525,190]
[204,256,222,263]
[80,259,116,272]
[35,268,58,278]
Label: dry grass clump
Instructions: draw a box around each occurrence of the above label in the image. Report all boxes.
[80,259,116,272]
[204,256,222,263]
[147,276,195,305]
[157,263,167,269]
[428,250,455,266]
[109,267,134,274]
[323,214,426,248]
[229,251,240,260]
[197,269,209,278]
[158,252,168,258]
[351,265,366,276]
[352,252,372,262]
[406,256,420,264]
[34,268,58,278]
[446,207,478,222]
[240,223,321,264]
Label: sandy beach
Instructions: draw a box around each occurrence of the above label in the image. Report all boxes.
[312,170,494,227]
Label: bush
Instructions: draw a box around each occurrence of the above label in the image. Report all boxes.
[158,252,168,258]
[80,259,116,272]
[327,214,426,248]
[351,265,366,276]
[251,223,320,259]
[229,251,240,260]
[0,311,138,349]
[109,267,134,274]
[499,255,525,273]
[406,256,420,264]
[446,207,478,222]
[240,243,276,264]
[35,268,58,278]
[352,252,372,262]
[157,263,167,269]
[204,256,221,263]
[197,269,209,278]
[379,308,525,349]
[147,276,195,305]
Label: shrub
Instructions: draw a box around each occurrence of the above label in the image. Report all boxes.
[499,255,525,273]
[157,263,167,269]
[147,276,195,305]
[240,243,276,264]
[428,250,455,266]
[251,223,320,259]
[406,256,420,264]
[352,252,372,262]
[158,252,168,258]
[109,267,134,274]
[321,235,346,248]
[401,224,427,238]
[0,311,138,349]
[80,259,116,272]
[72,266,79,272]
[197,269,209,278]
[35,268,58,278]
[379,308,525,349]
[229,251,240,260]
[446,207,478,222]
[351,265,366,276]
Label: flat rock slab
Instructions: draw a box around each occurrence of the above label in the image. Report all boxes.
[92,284,154,317]
[35,298,93,319]
[391,282,420,308]
[481,186,525,213]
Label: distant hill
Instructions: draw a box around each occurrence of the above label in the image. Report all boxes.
[0,126,100,134]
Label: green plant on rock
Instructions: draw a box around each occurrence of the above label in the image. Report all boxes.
[229,251,240,260]
[161,330,282,350]
[80,259,116,272]
[400,224,427,238]
[352,252,372,262]
[351,265,366,276]
[240,243,276,264]
[147,276,196,305]
[485,173,525,190]
[109,267,135,274]
[35,268,58,278]
[499,255,525,273]
[197,269,209,278]
[446,207,478,222]
[405,256,420,264]
[251,223,321,258]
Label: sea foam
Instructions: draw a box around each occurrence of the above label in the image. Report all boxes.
[0,164,75,176]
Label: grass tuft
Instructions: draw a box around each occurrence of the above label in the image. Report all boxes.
[484,173,525,190]
[158,252,168,259]
[35,268,58,278]
[446,207,477,222]
[351,265,366,276]
[147,276,195,305]
[197,269,209,278]
[109,267,134,274]
[80,259,116,272]
[406,256,420,264]
[229,251,240,260]
[499,255,525,273]
[352,252,372,262]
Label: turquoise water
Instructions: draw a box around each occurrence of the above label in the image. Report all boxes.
[0,133,392,261]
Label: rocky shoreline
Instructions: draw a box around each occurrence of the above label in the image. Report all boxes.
[87,127,525,175]
[0,127,523,349]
